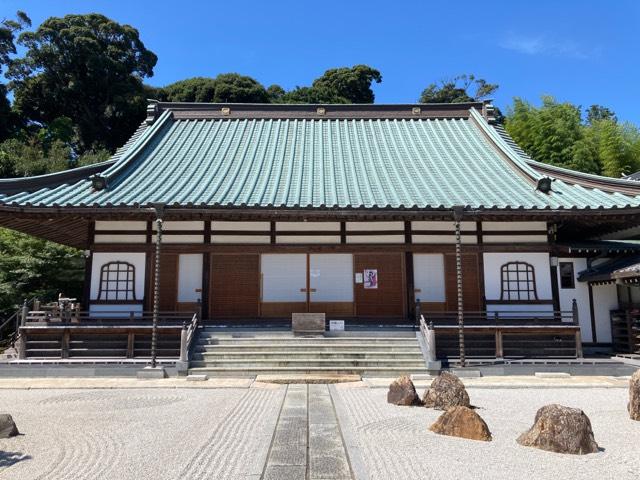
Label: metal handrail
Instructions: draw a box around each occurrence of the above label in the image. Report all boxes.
[0,297,37,347]
[419,314,437,363]
[180,310,200,363]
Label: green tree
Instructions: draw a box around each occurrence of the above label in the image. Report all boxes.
[161,73,269,103]
[0,11,30,140]
[505,96,640,177]
[278,85,350,104]
[419,74,498,103]
[310,65,381,103]
[8,13,157,152]
[586,104,617,124]
[0,229,84,316]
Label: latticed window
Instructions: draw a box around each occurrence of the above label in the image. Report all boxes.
[500,262,537,301]
[98,262,136,301]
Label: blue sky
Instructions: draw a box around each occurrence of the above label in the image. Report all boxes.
[3,0,640,123]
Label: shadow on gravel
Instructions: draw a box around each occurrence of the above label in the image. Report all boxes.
[0,451,32,468]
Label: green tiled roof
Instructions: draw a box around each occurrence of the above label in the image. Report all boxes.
[1,104,640,211]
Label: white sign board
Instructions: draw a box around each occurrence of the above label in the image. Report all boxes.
[329,320,345,331]
[355,273,363,284]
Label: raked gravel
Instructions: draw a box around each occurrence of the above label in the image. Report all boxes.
[0,386,285,480]
[334,386,640,480]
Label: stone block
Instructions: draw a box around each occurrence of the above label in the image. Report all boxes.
[186,374,208,382]
[292,313,325,334]
[136,366,167,379]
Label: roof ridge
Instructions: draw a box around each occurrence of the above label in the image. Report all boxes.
[492,123,640,195]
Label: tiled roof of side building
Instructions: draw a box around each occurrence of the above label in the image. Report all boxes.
[0,102,639,211]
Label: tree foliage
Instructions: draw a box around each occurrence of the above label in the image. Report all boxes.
[0,11,30,140]
[160,73,269,103]
[505,96,640,177]
[8,13,157,152]
[310,65,382,103]
[0,229,84,316]
[419,74,498,103]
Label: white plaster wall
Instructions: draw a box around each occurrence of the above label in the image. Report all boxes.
[211,235,271,244]
[212,221,270,231]
[95,221,147,231]
[178,254,203,302]
[484,234,548,244]
[592,283,617,344]
[155,221,204,231]
[413,254,445,302]
[346,221,403,231]
[483,252,552,304]
[89,304,143,317]
[412,235,478,244]
[412,221,476,231]
[557,258,593,341]
[90,252,146,301]
[151,234,204,244]
[94,234,146,244]
[276,222,340,231]
[486,304,554,315]
[276,235,341,244]
[346,235,404,244]
[482,221,547,231]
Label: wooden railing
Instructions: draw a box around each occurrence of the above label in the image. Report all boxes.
[610,309,640,354]
[24,310,195,326]
[417,303,582,359]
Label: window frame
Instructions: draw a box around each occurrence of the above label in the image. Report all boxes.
[559,261,575,289]
[499,261,538,301]
[97,261,137,302]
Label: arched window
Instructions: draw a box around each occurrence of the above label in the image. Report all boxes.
[500,262,537,301]
[98,261,136,301]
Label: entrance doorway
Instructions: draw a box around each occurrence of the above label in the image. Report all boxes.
[261,254,354,317]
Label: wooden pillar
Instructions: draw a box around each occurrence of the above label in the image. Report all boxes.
[61,330,70,359]
[575,329,583,358]
[495,329,504,359]
[127,332,135,358]
[202,221,211,321]
[588,283,598,344]
[81,221,95,310]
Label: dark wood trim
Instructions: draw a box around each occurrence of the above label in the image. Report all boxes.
[202,252,211,320]
[485,299,555,305]
[145,221,152,244]
[588,283,597,343]
[143,252,153,310]
[89,242,554,254]
[404,221,412,244]
[476,221,483,244]
[340,221,346,244]
[203,221,212,244]
[270,221,276,244]
[405,251,415,319]
[82,221,95,309]
[550,264,561,311]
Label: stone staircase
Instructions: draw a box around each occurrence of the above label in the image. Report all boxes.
[188,328,428,377]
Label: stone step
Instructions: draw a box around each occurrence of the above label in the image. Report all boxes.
[190,358,426,368]
[195,337,417,345]
[193,351,423,360]
[188,366,427,377]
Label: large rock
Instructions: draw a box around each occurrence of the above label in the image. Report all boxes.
[429,406,492,441]
[0,414,19,438]
[517,404,599,454]
[629,369,640,421]
[422,371,470,410]
[387,375,421,406]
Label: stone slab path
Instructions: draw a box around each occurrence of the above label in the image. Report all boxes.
[262,384,353,480]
